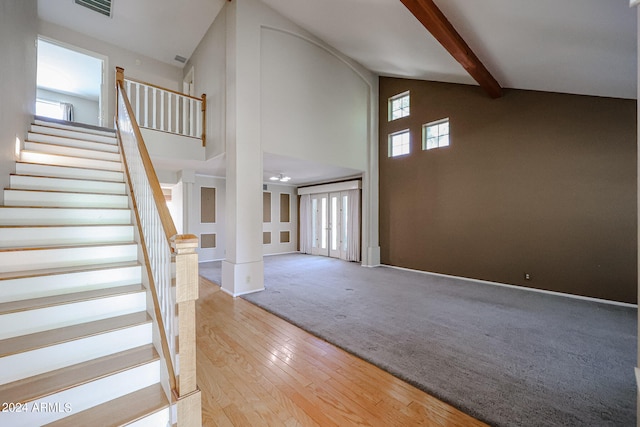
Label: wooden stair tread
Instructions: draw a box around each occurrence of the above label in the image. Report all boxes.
[0,284,144,314]
[0,241,136,252]
[26,139,119,152]
[20,149,121,163]
[0,260,140,281]
[15,162,124,182]
[34,117,116,136]
[0,224,131,229]
[44,384,169,427]
[27,135,118,149]
[0,205,129,210]
[0,312,151,357]
[19,153,122,172]
[0,345,158,404]
[4,188,126,197]
[10,173,125,185]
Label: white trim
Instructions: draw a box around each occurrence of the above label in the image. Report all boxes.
[297,180,361,195]
[264,251,299,257]
[199,257,225,263]
[37,35,109,127]
[383,264,638,308]
[635,368,640,393]
[631,0,640,7]
[220,286,265,298]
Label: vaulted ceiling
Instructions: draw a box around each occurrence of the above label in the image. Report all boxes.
[39,0,637,99]
[37,0,637,184]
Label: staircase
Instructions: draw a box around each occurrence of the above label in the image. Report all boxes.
[0,119,171,426]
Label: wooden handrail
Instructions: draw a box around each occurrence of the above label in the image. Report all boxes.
[116,67,177,390]
[116,67,202,426]
[116,67,177,242]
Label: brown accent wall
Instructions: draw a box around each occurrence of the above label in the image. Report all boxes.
[379,77,637,303]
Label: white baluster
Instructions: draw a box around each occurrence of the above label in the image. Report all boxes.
[161,91,165,131]
[168,93,172,133]
[153,88,157,129]
[144,85,149,128]
[196,100,202,138]
[135,84,140,120]
[175,95,179,134]
[190,99,195,137]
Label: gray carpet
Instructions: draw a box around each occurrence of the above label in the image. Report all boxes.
[199,254,637,427]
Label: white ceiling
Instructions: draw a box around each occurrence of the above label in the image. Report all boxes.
[38,0,226,66]
[37,0,637,184]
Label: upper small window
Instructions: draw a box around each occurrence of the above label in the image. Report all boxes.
[389,92,410,121]
[389,130,410,157]
[423,118,450,150]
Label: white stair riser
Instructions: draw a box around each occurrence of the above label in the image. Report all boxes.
[0,226,134,248]
[0,360,161,427]
[27,133,119,153]
[0,322,152,385]
[128,407,171,427]
[0,265,142,303]
[0,244,138,273]
[20,151,122,172]
[16,163,124,182]
[0,207,131,226]
[9,175,126,195]
[4,190,129,208]
[24,141,121,162]
[0,293,147,340]
[31,123,117,143]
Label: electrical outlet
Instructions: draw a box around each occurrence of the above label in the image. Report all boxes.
[524,273,531,280]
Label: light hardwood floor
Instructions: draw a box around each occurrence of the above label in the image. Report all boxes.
[197,277,487,427]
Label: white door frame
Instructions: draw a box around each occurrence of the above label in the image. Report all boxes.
[37,36,109,127]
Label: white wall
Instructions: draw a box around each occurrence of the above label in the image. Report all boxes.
[38,20,184,128]
[0,0,38,204]
[184,11,226,160]
[263,183,298,256]
[180,0,380,275]
[36,88,100,126]
[140,129,206,162]
[261,28,370,171]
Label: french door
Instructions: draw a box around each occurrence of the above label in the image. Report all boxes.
[311,192,350,259]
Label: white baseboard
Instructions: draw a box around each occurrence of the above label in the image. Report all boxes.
[264,251,299,257]
[220,286,265,298]
[383,264,637,308]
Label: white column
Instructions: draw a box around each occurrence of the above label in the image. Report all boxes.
[362,75,381,267]
[178,169,195,236]
[221,0,264,297]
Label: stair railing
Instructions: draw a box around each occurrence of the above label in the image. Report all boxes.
[123,74,206,147]
[115,67,201,427]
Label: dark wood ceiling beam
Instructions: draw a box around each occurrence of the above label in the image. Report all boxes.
[400,0,502,98]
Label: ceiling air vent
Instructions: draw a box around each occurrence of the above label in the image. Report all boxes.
[74,0,112,18]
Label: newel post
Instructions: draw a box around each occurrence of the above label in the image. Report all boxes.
[115,67,125,123]
[170,234,202,427]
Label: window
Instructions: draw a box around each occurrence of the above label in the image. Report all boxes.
[389,130,410,157]
[389,92,410,121]
[423,118,450,150]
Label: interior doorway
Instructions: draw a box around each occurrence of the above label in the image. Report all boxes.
[36,37,107,127]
